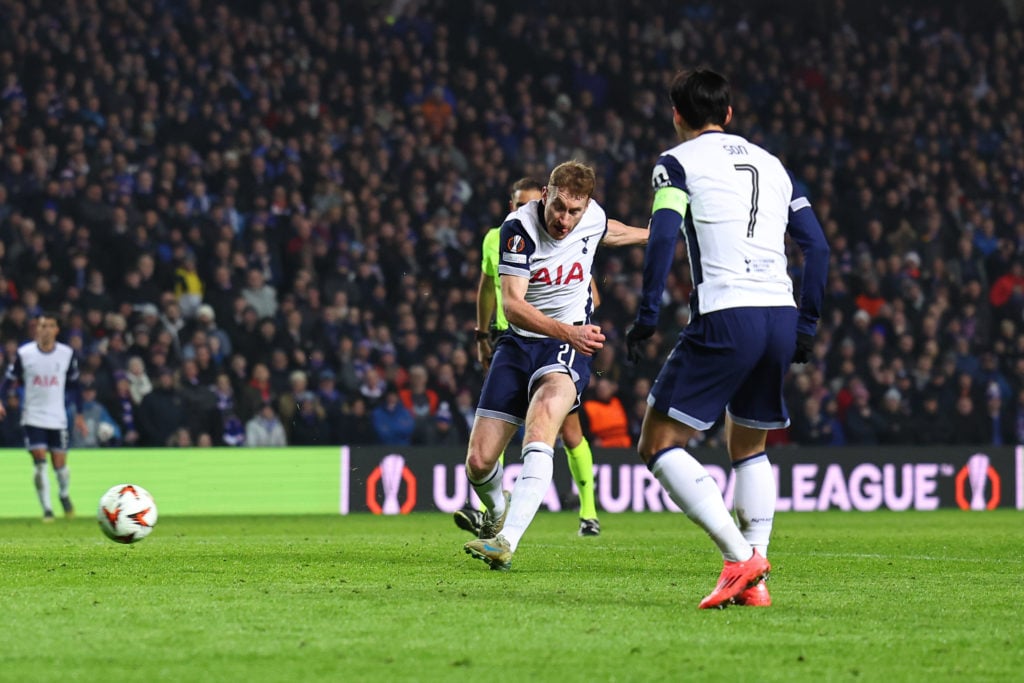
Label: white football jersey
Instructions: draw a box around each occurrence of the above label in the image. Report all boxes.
[654,131,797,314]
[7,342,79,429]
[496,199,605,338]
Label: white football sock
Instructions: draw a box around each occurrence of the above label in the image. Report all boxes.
[468,461,505,518]
[55,465,71,499]
[733,452,775,557]
[650,448,752,562]
[501,442,554,551]
[33,460,51,513]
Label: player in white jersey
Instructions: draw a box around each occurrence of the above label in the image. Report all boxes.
[455,178,603,538]
[0,312,86,521]
[625,68,830,608]
[463,161,648,570]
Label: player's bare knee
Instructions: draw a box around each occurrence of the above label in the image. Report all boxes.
[637,433,658,464]
[465,450,495,479]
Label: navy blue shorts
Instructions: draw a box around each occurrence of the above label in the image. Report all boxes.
[23,425,70,453]
[476,333,592,425]
[647,306,797,430]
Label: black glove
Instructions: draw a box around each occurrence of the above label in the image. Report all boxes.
[792,332,815,364]
[625,323,657,364]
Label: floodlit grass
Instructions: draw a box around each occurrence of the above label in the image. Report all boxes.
[1,510,1021,682]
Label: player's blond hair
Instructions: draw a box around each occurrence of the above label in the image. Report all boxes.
[548,161,595,200]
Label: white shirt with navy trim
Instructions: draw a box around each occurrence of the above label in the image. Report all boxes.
[8,342,78,429]
[496,199,606,338]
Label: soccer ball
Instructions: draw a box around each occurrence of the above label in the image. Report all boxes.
[97,484,158,544]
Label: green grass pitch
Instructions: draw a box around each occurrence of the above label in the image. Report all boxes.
[1,510,1021,682]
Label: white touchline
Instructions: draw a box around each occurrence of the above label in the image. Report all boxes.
[340,445,350,515]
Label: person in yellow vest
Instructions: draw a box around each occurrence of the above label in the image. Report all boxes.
[582,377,632,448]
[454,178,602,537]
[174,251,205,319]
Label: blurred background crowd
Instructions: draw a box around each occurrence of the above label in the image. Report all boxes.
[0,0,1022,449]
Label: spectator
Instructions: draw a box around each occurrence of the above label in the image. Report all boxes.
[315,369,346,443]
[791,395,846,446]
[951,395,987,445]
[124,356,153,405]
[248,363,273,405]
[241,268,278,320]
[69,379,121,448]
[842,383,886,445]
[909,392,955,446]
[193,304,233,360]
[371,386,415,446]
[107,371,141,446]
[137,368,186,447]
[291,391,329,445]
[245,401,288,447]
[277,369,310,442]
[339,397,379,446]
[179,359,220,438]
[1011,388,1024,446]
[211,373,246,447]
[399,364,439,445]
[427,401,462,446]
[173,252,204,318]
[980,385,1014,446]
[582,377,632,448]
[877,388,912,445]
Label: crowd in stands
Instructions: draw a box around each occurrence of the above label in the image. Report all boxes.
[0,0,1023,449]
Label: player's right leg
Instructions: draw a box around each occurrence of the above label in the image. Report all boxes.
[26,431,54,521]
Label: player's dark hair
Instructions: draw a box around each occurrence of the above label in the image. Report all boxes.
[669,68,731,130]
[548,161,595,199]
[510,177,543,200]
[38,310,61,325]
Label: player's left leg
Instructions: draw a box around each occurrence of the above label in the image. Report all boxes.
[726,416,773,556]
[31,451,53,521]
[50,447,74,519]
[640,313,769,608]
[500,373,576,549]
[724,306,795,607]
[725,417,773,606]
[560,413,599,536]
[25,426,55,521]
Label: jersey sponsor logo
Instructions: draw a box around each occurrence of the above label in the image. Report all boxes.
[652,164,672,190]
[530,262,585,286]
[506,235,526,253]
[32,375,60,387]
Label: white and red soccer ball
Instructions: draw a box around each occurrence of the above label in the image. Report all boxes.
[97,484,158,544]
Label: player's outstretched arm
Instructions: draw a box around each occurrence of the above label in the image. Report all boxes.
[502,274,604,356]
[476,271,497,369]
[601,219,648,247]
